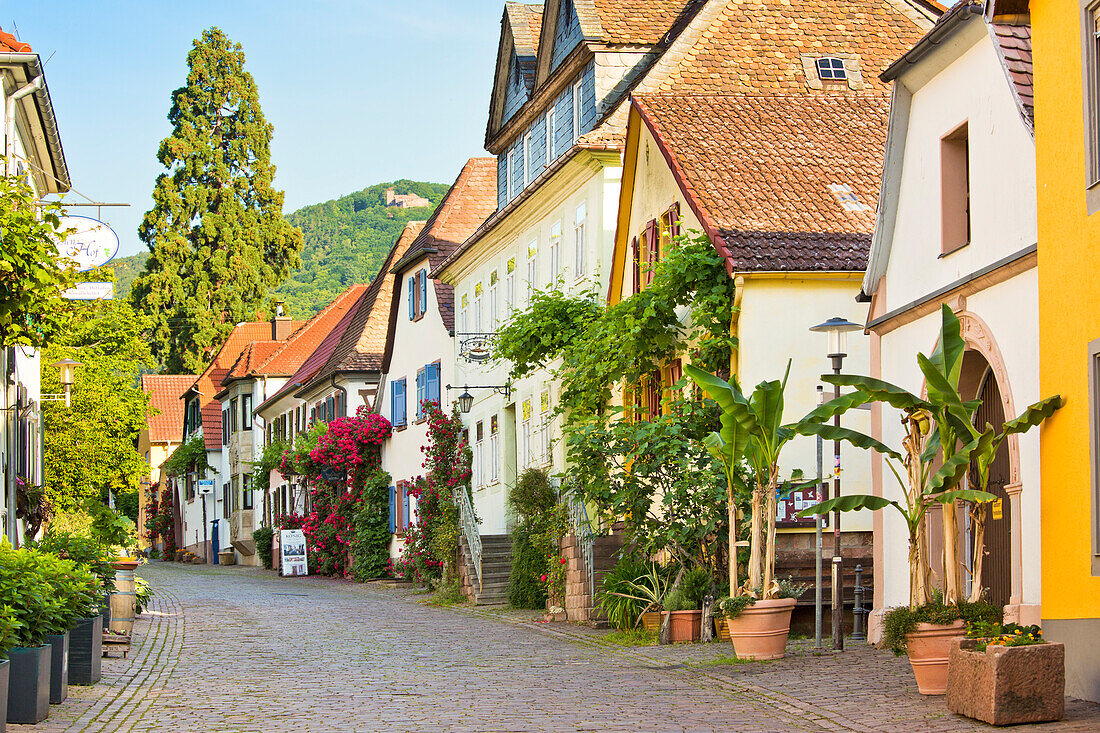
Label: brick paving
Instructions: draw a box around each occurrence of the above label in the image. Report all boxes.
[16,562,1100,732]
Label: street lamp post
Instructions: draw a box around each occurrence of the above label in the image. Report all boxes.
[809,316,861,651]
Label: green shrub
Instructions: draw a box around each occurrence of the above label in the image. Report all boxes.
[85,499,137,552]
[716,595,756,619]
[0,542,100,647]
[508,467,556,518]
[678,567,713,608]
[881,600,1002,656]
[597,555,651,630]
[508,530,549,609]
[252,526,275,570]
[30,530,116,598]
[429,581,467,607]
[0,605,21,657]
[134,576,154,614]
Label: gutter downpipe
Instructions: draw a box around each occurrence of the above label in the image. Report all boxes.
[4,75,43,176]
[331,374,348,418]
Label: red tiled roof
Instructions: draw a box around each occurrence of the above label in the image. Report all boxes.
[0,26,31,52]
[992,22,1033,125]
[255,288,371,413]
[635,93,888,272]
[587,0,697,45]
[185,322,282,451]
[142,375,195,444]
[507,2,543,56]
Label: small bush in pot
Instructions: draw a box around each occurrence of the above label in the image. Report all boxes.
[252,526,275,570]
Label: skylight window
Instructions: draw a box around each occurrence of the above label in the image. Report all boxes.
[816,57,847,81]
[828,184,871,212]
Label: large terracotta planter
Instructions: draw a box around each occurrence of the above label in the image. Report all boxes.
[6,645,50,724]
[726,597,796,660]
[946,638,1065,725]
[664,610,702,643]
[904,620,966,695]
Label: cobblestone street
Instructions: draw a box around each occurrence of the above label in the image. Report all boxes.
[16,562,1100,733]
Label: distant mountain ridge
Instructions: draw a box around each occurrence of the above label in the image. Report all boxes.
[109,179,449,317]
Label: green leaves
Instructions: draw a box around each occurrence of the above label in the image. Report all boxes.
[822,373,930,412]
[797,493,898,518]
[795,422,904,462]
[1004,395,1064,436]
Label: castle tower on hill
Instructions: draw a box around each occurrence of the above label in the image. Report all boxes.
[384,187,430,208]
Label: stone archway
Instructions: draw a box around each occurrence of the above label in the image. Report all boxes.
[926,301,1024,612]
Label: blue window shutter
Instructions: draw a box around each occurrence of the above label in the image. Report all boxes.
[418,270,428,316]
[427,363,441,406]
[415,369,425,420]
[402,487,410,531]
[408,277,416,320]
[388,486,396,533]
[392,379,406,427]
[398,380,406,426]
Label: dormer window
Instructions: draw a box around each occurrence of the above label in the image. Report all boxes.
[816,57,847,81]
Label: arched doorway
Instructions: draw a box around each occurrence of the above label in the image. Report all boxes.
[962,354,1012,606]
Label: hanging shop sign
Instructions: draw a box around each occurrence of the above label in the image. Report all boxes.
[57,216,120,272]
[62,282,114,300]
[197,479,215,495]
[280,529,309,577]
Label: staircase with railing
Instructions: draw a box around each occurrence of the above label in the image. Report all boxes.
[455,486,482,591]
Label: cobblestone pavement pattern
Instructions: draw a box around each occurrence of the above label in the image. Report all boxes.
[14,563,1100,732]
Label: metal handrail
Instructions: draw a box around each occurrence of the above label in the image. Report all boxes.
[567,490,596,601]
[455,486,482,592]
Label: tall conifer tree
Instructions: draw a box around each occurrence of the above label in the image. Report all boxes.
[132,27,302,372]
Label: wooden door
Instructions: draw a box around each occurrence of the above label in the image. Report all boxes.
[970,369,1011,606]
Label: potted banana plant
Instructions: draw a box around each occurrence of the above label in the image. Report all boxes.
[684,361,863,660]
[798,305,1061,694]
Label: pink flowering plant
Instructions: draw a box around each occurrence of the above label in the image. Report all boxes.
[280,407,392,578]
[396,402,473,586]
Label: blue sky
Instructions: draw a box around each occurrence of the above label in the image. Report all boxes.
[13,1,505,256]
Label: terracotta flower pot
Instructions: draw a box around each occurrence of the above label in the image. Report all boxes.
[640,611,661,633]
[904,620,966,695]
[726,597,796,660]
[664,610,702,643]
[946,638,1065,725]
[111,559,140,572]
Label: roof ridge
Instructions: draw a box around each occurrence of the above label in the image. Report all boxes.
[252,284,368,374]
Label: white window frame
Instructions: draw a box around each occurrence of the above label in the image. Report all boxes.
[545,108,556,164]
[521,399,532,469]
[526,240,538,305]
[472,281,483,332]
[488,270,499,330]
[523,131,532,186]
[540,389,551,466]
[504,256,517,314]
[474,421,484,489]
[490,415,500,484]
[572,79,582,143]
[549,221,562,282]
[574,201,587,279]
[458,292,468,333]
[507,147,517,201]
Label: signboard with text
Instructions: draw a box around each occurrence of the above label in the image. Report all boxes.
[280,529,308,577]
[57,216,120,272]
[63,282,114,300]
[197,479,215,495]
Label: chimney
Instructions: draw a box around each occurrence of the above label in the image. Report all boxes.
[271,301,292,340]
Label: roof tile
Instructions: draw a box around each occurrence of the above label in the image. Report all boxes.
[142,375,196,444]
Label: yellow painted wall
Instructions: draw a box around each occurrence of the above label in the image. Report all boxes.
[1031,0,1100,619]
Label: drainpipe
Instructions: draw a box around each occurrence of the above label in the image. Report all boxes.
[729,275,746,379]
[4,75,43,176]
[331,374,348,418]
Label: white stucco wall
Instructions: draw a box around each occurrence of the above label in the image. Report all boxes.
[738,276,874,532]
[881,31,1036,314]
[381,254,456,555]
[450,157,621,534]
[871,25,1040,614]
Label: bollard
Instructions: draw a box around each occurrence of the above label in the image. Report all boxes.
[852,563,866,642]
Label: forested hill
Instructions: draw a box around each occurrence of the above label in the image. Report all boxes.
[109,179,449,317]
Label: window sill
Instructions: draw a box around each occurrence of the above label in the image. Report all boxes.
[938,242,969,259]
[1087,182,1100,216]
[393,423,407,432]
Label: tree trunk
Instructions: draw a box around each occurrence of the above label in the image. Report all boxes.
[727,478,738,593]
[762,466,779,597]
[700,594,715,642]
[967,502,987,603]
[941,501,961,604]
[748,486,764,593]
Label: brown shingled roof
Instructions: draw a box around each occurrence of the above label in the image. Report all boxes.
[587,0,698,45]
[391,158,497,332]
[301,223,427,392]
[507,2,544,56]
[992,22,1033,125]
[142,375,195,444]
[635,93,888,272]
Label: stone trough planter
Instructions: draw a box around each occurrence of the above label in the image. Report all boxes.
[945,638,1065,726]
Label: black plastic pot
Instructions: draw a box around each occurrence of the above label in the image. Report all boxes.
[6,645,50,724]
[45,632,69,704]
[68,616,102,685]
[0,657,9,733]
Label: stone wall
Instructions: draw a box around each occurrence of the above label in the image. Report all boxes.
[561,528,624,624]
